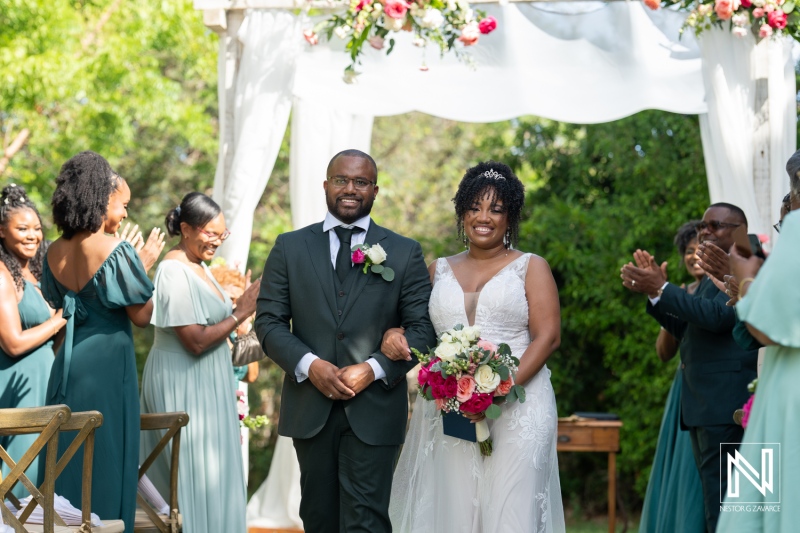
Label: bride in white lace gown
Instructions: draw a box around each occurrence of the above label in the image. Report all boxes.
[386,162,565,533]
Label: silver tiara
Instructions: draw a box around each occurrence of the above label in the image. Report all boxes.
[482,169,505,180]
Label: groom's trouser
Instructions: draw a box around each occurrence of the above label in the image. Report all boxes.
[292,401,400,533]
[689,423,743,533]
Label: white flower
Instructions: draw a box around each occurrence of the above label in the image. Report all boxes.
[752,0,765,6]
[464,8,475,23]
[334,26,350,40]
[382,15,404,31]
[365,243,387,264]
[447,0,457,10]
[698,3,713,14]
[732,26,749,37]
[435,342,459,362]
[343,69,360,84]
[732,13,749,26]
[474,364,501,393]
[440,332,454,344]
[462,326,480,342]
[413,36,426,47]
[420,8,444,29]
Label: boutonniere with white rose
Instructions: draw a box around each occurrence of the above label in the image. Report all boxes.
[351,243,395,282]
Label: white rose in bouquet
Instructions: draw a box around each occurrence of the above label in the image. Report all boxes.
[382,16,405,31]
[334,25,350,40]
[440,332,453,344]
[420,8,445,29]
[475,364,501,393]
[435,341,459,362]
[462,326,480,342]
[366,243,388,264]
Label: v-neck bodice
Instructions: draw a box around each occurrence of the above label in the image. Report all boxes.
[430,254,532,359]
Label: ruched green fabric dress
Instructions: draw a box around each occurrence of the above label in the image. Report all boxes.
[0,280,55,498]
[717,210,800,532]
[41,242,153,532]
[140,260,246,533]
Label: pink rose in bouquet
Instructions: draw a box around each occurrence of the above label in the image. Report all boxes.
[458,23,480,46]
[768,10,787,29]
[741,395,755,428]
[351,248,366,264]
[741,0,752,6]
[496,376,514,396]
[477,339,498,353]
[384,0,410,20]
[478,16,498,35]
[644,0,661,9]
[428,370,446,399]
[760,23,773,37]
[753,7,765,17]
[355,0,372,11]
[456,376,477,403]
[417,364,430,387]
[714,0,734,20]
[460,392,493,414]
[368,35,385,50]
[303,29,319,45]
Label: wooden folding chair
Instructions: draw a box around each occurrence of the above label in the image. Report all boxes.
[134,412,189,533]
[0,405,71,533]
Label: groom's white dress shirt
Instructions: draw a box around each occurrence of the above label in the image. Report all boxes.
[293,212,386,382]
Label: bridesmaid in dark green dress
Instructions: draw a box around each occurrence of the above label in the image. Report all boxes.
[41,152,164,532]
[0,184,67,498]
[639,222,705,533]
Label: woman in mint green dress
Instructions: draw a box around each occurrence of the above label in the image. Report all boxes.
[0,185,66,498]
[639,221,705,533]
[140,193,259,533]
[42,152,162,532]
[716,203,800,532]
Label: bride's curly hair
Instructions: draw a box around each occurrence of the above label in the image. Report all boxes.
[0,184,47,291]
[453,161,525,248]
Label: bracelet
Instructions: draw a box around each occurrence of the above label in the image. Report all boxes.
[230,314,240,327]
[738,277,756,293]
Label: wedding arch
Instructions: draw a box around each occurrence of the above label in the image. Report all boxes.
[194,0,796,268]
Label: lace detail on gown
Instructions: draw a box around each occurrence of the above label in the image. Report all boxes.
[390,254,565,533]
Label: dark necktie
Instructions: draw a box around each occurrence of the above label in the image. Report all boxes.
[334,226,363,283]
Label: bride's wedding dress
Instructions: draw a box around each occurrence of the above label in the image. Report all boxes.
[389,254,565,533]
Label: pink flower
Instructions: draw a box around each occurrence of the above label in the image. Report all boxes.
[460,393,493,414]
[714,0,734,20]
[496,376,514,396]
[753,7,765,17]
[435,398,447,410]
[429,371,447,399]
[478,16,498,34]
[458,23,480,46]
[740,0,752,6]
[236,389,245,397]
[368,35,385,50]
[768,9,787,28]
[351,248,366,264]
[443,376,458,398]
[765,3,775,12]
[303,29,319,46]
[355,0,372,10]
[417,364,430,387]
[456,376,477,403]
[476,339,498,353]
[643,0,661,9]
[759,23,773,37]
[757,233,770,244]
[384,0,410,20]
[741,394,755,428]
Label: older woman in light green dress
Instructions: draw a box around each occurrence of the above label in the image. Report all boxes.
[716,209,800,532]
[140,193,260,533]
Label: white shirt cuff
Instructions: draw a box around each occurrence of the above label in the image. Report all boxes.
[295,353,319,382]
[648,282,669,306]
[366,358,386,381]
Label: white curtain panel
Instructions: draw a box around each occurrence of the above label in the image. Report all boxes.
[215,10,303,267]
[289,98,374,230]
[699,28,796,237]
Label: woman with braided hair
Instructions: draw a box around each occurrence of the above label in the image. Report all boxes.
[0,184,67,498]
[41,151,162,532]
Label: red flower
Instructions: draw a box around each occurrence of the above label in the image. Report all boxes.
[443,376,458,398]
[741,0,752,6]
[355,0,372,10]
[351,248,366,264]
[460,393,493,414]
[417,364,430,387]
[643,0,661,9]
[478,16,497,35]
[741,395,755,428]
[768,10,787,29]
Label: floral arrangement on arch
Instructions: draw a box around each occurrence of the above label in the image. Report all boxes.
[302,0,498,81]
[644,0,799,40]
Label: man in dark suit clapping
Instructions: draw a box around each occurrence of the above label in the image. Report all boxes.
[621,203,758,533]
[255,149,436,533]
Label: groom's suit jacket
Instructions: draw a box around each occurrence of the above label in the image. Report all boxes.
[255,221,436,446]
[646,277,757,428]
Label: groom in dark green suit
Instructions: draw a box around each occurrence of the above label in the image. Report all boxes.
[622,203,758,533]
[254,149,435,533]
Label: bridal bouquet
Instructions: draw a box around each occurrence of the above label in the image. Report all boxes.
[412,324,525,455]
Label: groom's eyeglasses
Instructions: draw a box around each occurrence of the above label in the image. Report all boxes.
[695,220,741,233]
[328,176,375,191]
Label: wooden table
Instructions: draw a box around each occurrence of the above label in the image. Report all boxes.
[557,417,623,533]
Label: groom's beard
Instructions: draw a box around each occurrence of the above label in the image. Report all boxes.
[327,193,374,224]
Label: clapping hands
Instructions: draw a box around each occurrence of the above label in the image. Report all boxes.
[620,249,668,297]
[116,222,166,272]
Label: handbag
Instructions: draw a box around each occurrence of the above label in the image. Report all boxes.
[231,330,267,366]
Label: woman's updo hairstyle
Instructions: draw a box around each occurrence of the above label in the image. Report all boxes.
[52,151,123,240]
[673,220,700,259]
[0,184,46,289]
[165,192,222,238]
[453,161,525,248]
